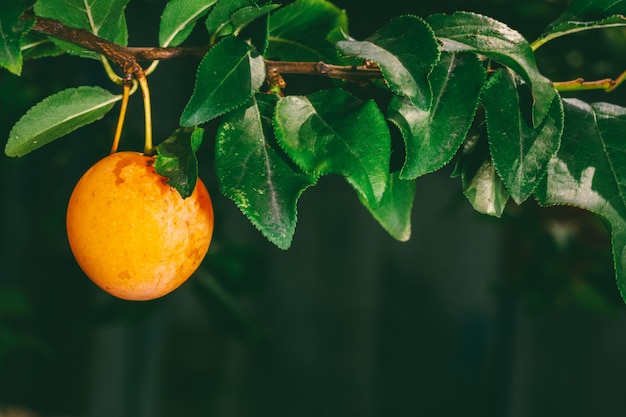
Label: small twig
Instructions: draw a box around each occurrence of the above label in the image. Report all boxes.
[553,70,626,92]
[127,45,210,61]
[264,60,383,80]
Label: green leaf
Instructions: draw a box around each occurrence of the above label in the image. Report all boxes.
[180,36,266,126]
[20,33,64,61]
[205,0,254,39]
[5,86,122,157]
[337,15,439,109]
[482,69,564,204]
[0,0,36,75]
[159,0,217,47]
[154,127,204,199]
[34,0,130,57]
[216,94,317,249]
[547,0,626,27]
[205,1,278,52]
[535,15,626,48]
[428,11,556,125]
[459,129,510,217]
[388,52,485,180]
[231,4,280,35]
[535,99,626,302]
[274,89,391,206]
[533,0,626,48]
[360,172,415,241]
[267,0,348,63]
[236,5,275,55]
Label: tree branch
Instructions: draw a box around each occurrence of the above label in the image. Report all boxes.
[265,60,383,80]
[553,70,626,92]
[31,14,137,73]
[27,12,383,82]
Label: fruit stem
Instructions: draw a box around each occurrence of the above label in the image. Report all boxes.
[144,60,160,76]
[100,56,124,85]
[111,80,132,154]
[137,72,153,155]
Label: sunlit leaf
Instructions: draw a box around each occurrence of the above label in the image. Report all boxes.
[546,0,626,29]
[5,86,122,157]
[216,94,317,249]
[267,0,348,63]
[180,36,266,126]
[360,172,416,241]
[159,0,217,47]
[274,89,390,206]
[458,129,510,217]
[34,0,130,57]
[337,15,439,109]
[231,4,280,34]
[212,2,278,53]
[0,0,36,75]
[535,99,626,302]
[154,126,204,198]
[428,11,556,125]
[482,69,564,204]
[205,0,255,39]
[388,53,485,180]
[536,15,626,48]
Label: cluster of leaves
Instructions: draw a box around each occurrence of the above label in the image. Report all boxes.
[3,0,626,299]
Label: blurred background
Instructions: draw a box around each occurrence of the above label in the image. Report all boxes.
[2,0,626,416]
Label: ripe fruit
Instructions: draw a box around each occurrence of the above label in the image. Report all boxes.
[66,151,214,301]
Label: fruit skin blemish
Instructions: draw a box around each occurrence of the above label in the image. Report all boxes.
[66,151,214,301]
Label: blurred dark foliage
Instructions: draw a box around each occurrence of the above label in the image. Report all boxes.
[1,0,626,416]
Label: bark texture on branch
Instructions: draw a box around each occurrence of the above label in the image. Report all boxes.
[26,11,383,82]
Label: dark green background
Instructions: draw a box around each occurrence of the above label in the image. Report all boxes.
[2,0,626,416]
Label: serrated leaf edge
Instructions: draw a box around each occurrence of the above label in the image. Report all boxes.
[6,86,121,157]
[180,36,266,126]
[483,71,563,204]
[159,0,217,47]
[336,14,440,106]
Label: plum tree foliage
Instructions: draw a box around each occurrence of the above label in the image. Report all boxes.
[3,0,626,300]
